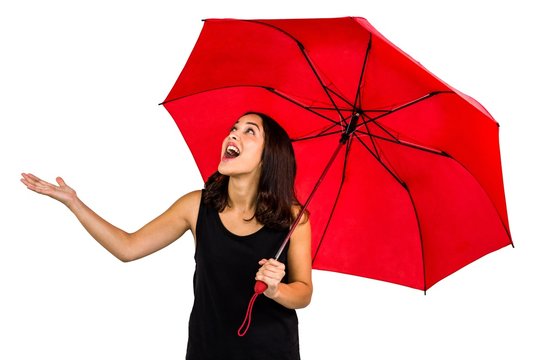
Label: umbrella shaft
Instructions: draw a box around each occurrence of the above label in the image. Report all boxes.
[274,140,345,260]
[341,112,360,143]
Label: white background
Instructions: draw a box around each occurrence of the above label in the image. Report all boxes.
[2,0,538,359]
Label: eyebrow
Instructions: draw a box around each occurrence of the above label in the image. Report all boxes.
[234,121,261,131]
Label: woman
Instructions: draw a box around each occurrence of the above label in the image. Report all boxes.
[21,112,313,360]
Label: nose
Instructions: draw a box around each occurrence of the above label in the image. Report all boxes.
[229,133,238,141]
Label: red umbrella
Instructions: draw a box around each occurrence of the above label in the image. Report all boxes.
[161,17,512,293]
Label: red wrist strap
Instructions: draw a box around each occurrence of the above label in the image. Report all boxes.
[237,280,268,336]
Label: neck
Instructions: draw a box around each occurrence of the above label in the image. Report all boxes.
[226,175,259,212]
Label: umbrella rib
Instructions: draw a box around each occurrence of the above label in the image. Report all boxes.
[265,88,342,126]
[363,113,400,142]
[326,88,355,108]
[161,85,340,127]
[291,124,343,143]
[352,133,407,188]
[363,109,392,114]
[353,132,513,290]
[359,112,448,157]
[356,129,448,157]
[359,113,381,159]
[298,51,348,125]
[160,84,276,105]
[403,186,428,292]
[292,130,343,143]
[246,20,348,125]
[360,90,454,126]
[312,139,352,266]
[437,151,514,246]
[310,105,352,112]
[352,33,372,112]
[352,132,428,291]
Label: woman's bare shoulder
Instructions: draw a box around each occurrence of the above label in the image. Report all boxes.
[180,189,203,204]
[169,189,203,229]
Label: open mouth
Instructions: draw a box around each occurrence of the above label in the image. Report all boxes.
[224,144,240,159]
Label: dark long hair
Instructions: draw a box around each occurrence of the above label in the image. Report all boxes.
[203,112,302,229]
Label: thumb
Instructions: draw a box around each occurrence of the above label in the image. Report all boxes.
[56,177,67,187]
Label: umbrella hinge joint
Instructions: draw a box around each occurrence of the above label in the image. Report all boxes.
[340,112,360,143]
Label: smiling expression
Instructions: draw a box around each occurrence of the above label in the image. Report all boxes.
[218,114,265,178]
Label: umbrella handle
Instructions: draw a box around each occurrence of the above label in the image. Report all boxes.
[238,141,345,337]
[254,280,268,293]
[237,280,268,337]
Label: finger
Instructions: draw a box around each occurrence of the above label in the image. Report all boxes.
[256,273,279,285]
[21,173,39,186]
[258,259,268,265]
[21,176,56,195]
[30,177,55,191]
[255,273,270,283]
[261,261,284,272]
[22,180,50,195]
[20,175,31,186]
[260,264,283,273]
[25,173,54,188]
[24,173,44,183]
[56,177,67,187]
[259,268,285,279]
[257,266,280,277]
[267,259,285,269]
[258,264,279,275]
[21,175,42,190]
[263,262,285,274]
[21,178,39,192]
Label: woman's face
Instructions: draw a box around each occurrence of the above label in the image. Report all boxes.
[218,113,265,178]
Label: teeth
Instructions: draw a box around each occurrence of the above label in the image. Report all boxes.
[226,145,240,156]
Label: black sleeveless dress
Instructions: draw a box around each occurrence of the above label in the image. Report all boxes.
[186,194,300,360]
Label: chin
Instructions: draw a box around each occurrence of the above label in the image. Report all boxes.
[217,162,233,176]
[218,158,262,178]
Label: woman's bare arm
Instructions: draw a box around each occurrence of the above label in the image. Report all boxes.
[21,173,200,262]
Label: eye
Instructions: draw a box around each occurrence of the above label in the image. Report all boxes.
[246,127,255,135]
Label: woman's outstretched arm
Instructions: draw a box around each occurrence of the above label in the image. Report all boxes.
[21,173,200,262]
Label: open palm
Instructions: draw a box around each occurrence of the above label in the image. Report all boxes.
[21,173,76,206]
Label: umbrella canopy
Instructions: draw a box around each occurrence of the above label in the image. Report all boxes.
[162,17,512,291]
